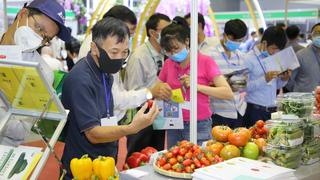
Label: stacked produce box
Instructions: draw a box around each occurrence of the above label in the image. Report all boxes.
[264,92,320,168]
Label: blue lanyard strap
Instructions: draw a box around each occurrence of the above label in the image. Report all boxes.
[102,73,111,118]
[221,51,240,67]
[253,50,267,75]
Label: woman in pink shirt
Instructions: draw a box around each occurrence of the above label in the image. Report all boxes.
[156,17,233,147]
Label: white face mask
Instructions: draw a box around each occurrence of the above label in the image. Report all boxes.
[14,16,43,52]
[156,32,161,44]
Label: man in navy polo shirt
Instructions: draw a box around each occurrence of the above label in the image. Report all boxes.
[61,17,159,179]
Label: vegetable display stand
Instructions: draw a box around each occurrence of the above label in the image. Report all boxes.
[266,117,304,148]
[0,60,67,179]
[277,92,314,118]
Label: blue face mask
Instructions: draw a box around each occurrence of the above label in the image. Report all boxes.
[260,50,270,58]
[170,48,188,62]
[312,36,320,48]
[224,39,241,51]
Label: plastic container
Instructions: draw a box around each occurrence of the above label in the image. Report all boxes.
[264,144,302,169]
[266,118,304,147]
[304,118,320,142]
[277,92,314,118]
[302,138,320,165]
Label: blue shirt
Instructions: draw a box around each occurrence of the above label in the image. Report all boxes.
[244,47,287,107]
[61,53,116,179]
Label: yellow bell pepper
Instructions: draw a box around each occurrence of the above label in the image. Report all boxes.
[93,156,115,180]
[70,154,93,180]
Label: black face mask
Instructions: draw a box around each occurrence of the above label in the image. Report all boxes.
[96,45,125,74]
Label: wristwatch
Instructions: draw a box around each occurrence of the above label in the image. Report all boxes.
[145,88,153,100]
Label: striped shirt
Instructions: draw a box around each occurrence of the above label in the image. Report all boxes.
[200,44,247,119]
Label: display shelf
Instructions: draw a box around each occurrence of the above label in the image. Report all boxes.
[0,60,67,180]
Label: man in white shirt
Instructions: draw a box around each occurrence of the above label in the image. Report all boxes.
[78,5,171,123]
[124,13,171,156]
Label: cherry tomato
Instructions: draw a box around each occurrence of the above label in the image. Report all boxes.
[200,157,211,166]
[184,152,193,159]
[179,148,187,156]
[185,166,193,173]
[257,127,265,135]
[177,155,184,163]
[193,158,201,168]
[165,152,173,159]
[256,120,265,128]
[182,159,192,166]
[162,163,171,170]
[157,157,166,166]
[147,100,153,108]
[169,158,177,165]
[171,146,180,156]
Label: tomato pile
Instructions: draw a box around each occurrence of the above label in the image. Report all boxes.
[155,140,223,173]
[210,124,268,161]
[249,120,268,139]
[315,87,320,114]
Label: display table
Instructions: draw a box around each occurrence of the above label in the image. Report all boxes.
[120,162,320,180]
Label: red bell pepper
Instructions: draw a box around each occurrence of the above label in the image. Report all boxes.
[141,147,158,161]
[127,152,148,168]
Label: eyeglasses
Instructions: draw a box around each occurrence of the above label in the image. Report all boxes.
[30,15,53,44]
[311,31,320,37]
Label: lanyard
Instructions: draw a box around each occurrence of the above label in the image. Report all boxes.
[221,51,241,67]
[102,73,111,118]
[253,49,267,75]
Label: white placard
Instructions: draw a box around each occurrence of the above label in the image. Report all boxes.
[262,46,300,73]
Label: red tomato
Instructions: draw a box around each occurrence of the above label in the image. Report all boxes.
[193,158,202,168]
[184,152,193,159]
[177,155,184,163]
[171,146,180,156]
[182,159,192,166]
[169,158,177,165]
[254,134,261,139]
[157,157,166,166]
[200,157,210,166]
[147,100,153,108]
[256,120,265,128]
[185,166,192,173]
[261,127,268,134]
[228,129,249,147]
[257,127,265,135]
[162,163,171,170]
[190,164,196,170]
[179,148,187,156]
[165,152,173,159]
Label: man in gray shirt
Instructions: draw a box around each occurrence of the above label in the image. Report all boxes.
[125,13,171,156]
[287,23,320,92]
[286,25,304,53]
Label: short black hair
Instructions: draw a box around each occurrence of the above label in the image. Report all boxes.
[184,12,205,30]
[224,19,248,39]
[261,26,287,50]
[103,5,137,25]
[146,13,170,37]
[65,37,81,55]
[286,25,300,40]
[276,22,286,29]
[92,17,130,46]
[160,16,190,52]
[258,27,264,35]
[311,23,320,32]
